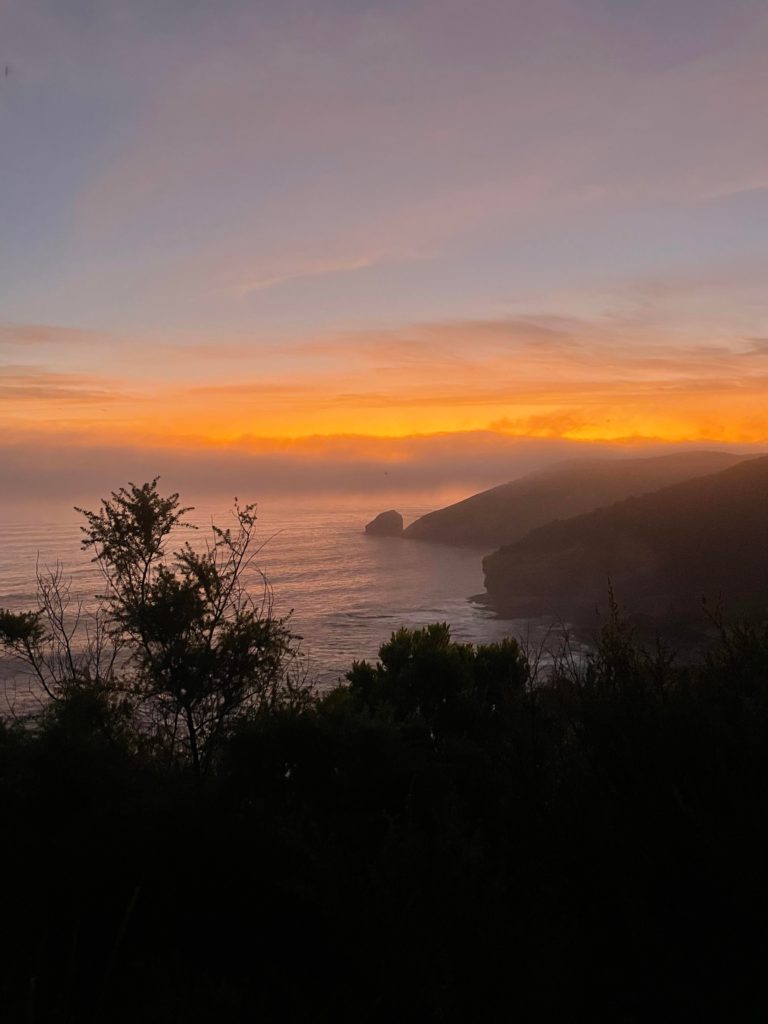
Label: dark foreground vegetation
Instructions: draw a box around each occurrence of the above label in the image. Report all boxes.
[2,482,768,1021]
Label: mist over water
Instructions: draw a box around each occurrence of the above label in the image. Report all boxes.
[0,496,532,696]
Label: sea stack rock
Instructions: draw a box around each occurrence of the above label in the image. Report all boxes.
[365,510,404,537]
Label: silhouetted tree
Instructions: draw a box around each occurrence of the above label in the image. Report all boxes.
[0,479,311,774]
[0,559,123,708]
[343,622,530,740]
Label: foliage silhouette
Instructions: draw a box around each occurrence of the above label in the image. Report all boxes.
[0,480,310,775]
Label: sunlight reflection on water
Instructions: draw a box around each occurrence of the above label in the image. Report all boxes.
[0,499,548,698]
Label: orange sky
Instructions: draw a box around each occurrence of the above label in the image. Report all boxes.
[3,316,768,451]
[2,1,768,491]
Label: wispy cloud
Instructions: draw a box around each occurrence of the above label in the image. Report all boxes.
[0,366,136,405]
[233,256,380,296]
[0,323,105,347]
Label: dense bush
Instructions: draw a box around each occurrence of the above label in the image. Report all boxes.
[0,610,767,1021]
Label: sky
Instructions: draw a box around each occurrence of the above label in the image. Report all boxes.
[1,0,767,497]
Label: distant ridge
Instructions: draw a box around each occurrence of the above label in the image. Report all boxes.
[482,454,768,623]
[404,451,748,549]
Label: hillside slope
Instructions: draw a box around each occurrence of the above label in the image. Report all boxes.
[482,454,768,623]
[403,451,747,549]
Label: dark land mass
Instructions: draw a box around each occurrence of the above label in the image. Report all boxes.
[365,509,404,536]
[4,479,768,1020]
[483,453,768,626]
[403,450,746,549]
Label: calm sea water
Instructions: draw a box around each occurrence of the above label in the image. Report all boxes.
[0,498,536,699]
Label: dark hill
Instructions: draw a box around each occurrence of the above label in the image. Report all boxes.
[403,451,747,549]
[483,454,768,623]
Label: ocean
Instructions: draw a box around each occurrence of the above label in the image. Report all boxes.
[0,497,536,703]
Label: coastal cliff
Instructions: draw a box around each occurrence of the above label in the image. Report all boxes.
[403,451,746,549]
[483,454,768,624]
